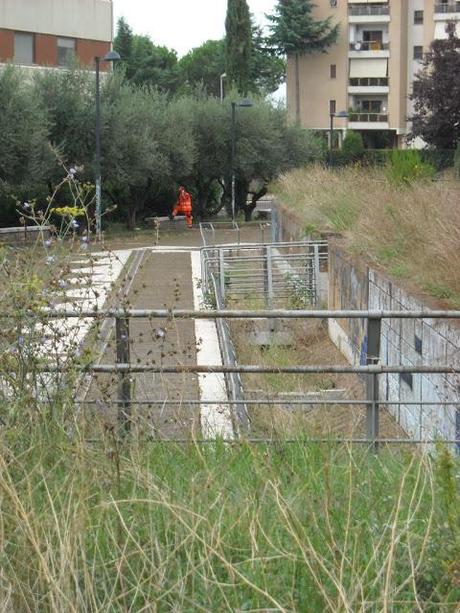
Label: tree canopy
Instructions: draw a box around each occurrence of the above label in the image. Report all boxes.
[0,66,325,228]
[409,27,460,149]
[266,0,339,56]
[225,0,253,95]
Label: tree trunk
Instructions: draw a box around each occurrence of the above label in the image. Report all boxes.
[127,207,137,230]
[295,52,301,126]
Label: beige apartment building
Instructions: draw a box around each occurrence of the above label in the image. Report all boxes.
[0,0,113,71]
[287,0,460,148]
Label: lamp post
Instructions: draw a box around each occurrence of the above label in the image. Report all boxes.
[329,110,349,167]
[220,73,227,102]
[95,50,121,241]
[231,98,253,221]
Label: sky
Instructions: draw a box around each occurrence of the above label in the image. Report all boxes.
[112,0,278,57]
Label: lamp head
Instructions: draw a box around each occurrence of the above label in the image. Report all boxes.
[237,98,254,108]
[103,50,121,63]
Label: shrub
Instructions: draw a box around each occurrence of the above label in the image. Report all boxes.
[385,149,435,185]
[341,130,365,163]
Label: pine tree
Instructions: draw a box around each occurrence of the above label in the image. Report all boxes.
[225,0,252,95]
[267,0,339,124]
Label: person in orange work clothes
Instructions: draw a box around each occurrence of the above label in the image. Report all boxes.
[170,186,193,228]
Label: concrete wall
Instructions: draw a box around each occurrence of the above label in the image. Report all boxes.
[328,243,460,445]
[0,0,113,42]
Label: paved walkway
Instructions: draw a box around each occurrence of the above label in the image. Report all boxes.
[83,247,234,440]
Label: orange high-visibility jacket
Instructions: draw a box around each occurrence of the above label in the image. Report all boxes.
[176,189,192,214]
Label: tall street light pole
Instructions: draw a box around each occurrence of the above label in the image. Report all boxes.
[230,98,253,222]
[328,110,349,167]
[95,50,121,241]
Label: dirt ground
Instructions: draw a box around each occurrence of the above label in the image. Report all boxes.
[101,222,270,251]
[84,250,201,439]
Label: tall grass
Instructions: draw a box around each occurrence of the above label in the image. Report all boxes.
[272,165,460,305]
[0,413,459,611]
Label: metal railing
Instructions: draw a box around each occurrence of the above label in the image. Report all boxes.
[199,221,271,248]
[201,241,328,308]
[349,77,389,87]
[209,275,249,433]
[434,1,460,12]
[349,112,389,122]
[349,5,390,16]
[31,308,460,451]
[349,41,389,51]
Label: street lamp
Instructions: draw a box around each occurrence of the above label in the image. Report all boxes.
[220,73,227,102]
[231,98,253,221]
[329,110,349,167]
[95,50,121,241]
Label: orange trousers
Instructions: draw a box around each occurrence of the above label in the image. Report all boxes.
[172,203,193,227]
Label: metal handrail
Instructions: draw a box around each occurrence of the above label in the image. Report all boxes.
[349,112,388,122]
[349,41,389,51]
[434,1,460,12]
[349,5,390,16]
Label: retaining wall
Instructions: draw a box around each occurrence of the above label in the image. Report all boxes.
[328,243,460,444]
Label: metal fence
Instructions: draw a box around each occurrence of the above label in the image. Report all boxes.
[201,240,328,308]
[33,308,460,451]
[199,221,271,247]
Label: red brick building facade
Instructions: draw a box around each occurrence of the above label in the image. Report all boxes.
[0,0,113,71]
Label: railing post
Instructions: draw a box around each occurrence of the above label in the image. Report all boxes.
[265,245,274,309]
[313,244,321,307]
[366,317,381,453]
[219,249,226,303]
[116,316,131,434]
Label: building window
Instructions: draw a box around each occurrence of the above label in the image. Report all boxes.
[57,38,76,67]
[330,64,337,79]
[14,32,35,65]
[329,100,336,114]
[414,10,424,24]
[361,100,382,113]
[413,46,424,60]
[415,335,423,355]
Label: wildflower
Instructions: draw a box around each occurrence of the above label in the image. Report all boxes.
[23,201,30,209]
[58,279,67,289]
[46,256,55,265]
[44,239,52,248]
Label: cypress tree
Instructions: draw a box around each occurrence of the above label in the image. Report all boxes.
[114,17,134,76]
[225,0,252,95]
[267,0,339,124]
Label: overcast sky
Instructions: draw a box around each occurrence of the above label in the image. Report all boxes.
[113,0,278,57]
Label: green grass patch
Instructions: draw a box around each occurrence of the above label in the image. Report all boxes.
[0,421,459,611]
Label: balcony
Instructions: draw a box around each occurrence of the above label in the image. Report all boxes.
[349,5,390,16]
[349,112,388,122]
[349,41,389,51]
[349,77,388,87]
[434,1,460,13]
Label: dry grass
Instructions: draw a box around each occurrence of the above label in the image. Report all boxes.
[272,166,460,305]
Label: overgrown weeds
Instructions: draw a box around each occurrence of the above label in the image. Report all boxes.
[272,165,460,305]
[0,413,459,610]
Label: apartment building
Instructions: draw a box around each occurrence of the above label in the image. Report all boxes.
[0,0,113,71]
[287,0,460,147]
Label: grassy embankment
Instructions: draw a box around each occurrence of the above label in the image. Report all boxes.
[272,166,460,306]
